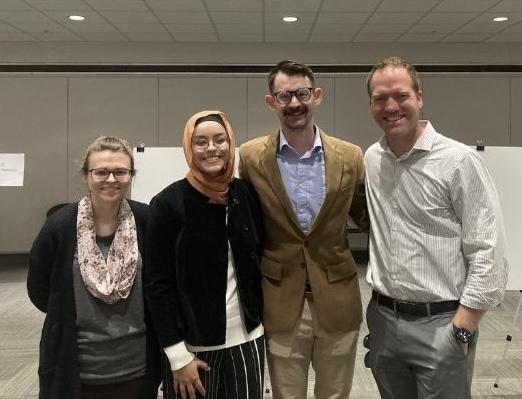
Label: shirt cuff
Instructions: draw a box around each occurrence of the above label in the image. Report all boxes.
[164,341,195,371]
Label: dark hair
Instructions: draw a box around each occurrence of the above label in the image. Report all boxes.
[268,60,315,94]
[81,136,135,175]
[195,114,226,129]
[367,56,421,96]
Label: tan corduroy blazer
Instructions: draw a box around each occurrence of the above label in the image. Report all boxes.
[239,129,369,334]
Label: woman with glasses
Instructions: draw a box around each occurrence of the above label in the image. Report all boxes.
[144,110,265,399]
[28,136,162,399]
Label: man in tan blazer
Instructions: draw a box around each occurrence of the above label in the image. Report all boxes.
[239,60,368,399]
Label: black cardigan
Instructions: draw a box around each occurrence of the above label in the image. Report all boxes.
[27,200,162,399]
[144,178,264,349]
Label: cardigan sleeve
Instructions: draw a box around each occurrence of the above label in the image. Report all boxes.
[27,214,60,313]
[143,191,187,349]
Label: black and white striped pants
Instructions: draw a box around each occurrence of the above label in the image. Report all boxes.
[163,335,265,399]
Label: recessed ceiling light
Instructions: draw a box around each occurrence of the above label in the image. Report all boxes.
[492,16,509,22]
[282,16,298,22]
[68,15,86,21]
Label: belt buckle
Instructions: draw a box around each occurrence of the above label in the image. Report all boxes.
[393,300,419,315]
[304,281,313,300]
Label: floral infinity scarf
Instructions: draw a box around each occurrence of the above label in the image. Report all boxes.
[76,195,138,304]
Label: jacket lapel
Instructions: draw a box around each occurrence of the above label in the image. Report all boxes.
[260,132,303,233]
[309,131,343,235]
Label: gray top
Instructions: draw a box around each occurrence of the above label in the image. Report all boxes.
[73,234,147,384]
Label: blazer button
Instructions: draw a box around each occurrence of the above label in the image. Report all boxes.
[249,252,256,259]
[243,225,249,231]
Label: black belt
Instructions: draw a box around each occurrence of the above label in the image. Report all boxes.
[372,291,459,317]
[304,280,313,300]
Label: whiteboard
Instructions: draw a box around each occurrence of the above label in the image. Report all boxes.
[478,147,522,290]
[131,147,239,205]
[132,146,522,290]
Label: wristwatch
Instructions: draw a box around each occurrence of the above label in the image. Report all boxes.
[454,326,475,344]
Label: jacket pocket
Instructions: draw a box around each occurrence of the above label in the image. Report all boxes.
[325,260,356,283]
[260,258,282,281]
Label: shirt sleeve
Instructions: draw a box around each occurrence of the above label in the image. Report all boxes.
[164,341,195,371]
[449,150,508,310]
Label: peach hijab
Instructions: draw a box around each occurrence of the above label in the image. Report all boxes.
[182,110,236,204]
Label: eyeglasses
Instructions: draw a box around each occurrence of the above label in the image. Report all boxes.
[89,168,133,182]
[192,135,228,150]
[273,87,314,105]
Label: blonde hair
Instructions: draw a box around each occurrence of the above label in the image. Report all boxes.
[367,56,421,96]
[81,136,134,175]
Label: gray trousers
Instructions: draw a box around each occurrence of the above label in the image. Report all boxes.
[366,298,477,399]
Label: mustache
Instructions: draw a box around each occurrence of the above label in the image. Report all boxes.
[283,104,307,116]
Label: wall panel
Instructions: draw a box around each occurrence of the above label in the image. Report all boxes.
[0,77,67,252]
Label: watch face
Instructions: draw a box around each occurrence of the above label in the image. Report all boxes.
[455,328,474,344]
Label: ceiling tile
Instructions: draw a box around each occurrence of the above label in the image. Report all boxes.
[24,0,91,11]
[14,22,69,32]
[174,32,218,41]
[433,0,501,12]
[398,32,447,41]
[312,23,363,34]
[361,24,414,33]
[0,1,36,10]
[0,23,20,33]
[265,33,308,42]
[489,0,522,12]
[101,11,158,23]
[66,22,119,33]
[316,12,370,24]
[456,22,511,33]
[36,31,83,40]
[442,33,492,41]
[321,0,380,12]
[165,23,214,34]
[79,31,128,41]
[114,23,167,33]
[214,23,262,33]
[84,0,148,11]
[126,32,173,41]
[418,12,477,23]
[210,12,262,24]
[265,0,321,12]
[0,11,55,23]
[377,0,441,12]
[156,11,211,24]
[0,31,37,40]
[219,32,262,41]
[145,0,206,11]
[310,32,356,41]
[487,32,522,41]
[367,12,425,24]
[265,23,311,34]
[408,23,462,33]
[353,32,401,42]
[207,0,262,12]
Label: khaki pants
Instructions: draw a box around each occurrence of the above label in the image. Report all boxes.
[266,298,359,399]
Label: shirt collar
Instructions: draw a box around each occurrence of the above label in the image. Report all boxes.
[379,120,437,158]
[278,125,323,155]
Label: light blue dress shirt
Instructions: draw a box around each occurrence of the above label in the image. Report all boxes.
[277,126,326,233]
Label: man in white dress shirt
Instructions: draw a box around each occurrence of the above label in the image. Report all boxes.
[363,55,508,399]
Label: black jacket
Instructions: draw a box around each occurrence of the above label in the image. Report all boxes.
[144,178,264,348]
[27,200,162,399]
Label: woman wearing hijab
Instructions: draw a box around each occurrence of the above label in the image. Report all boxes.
[144,110,265,399]
[27,136,162,399]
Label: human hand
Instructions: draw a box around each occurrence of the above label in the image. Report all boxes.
[173,358,210,399]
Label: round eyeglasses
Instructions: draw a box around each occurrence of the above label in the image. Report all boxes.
[273,87,314,105]
[89,168,133,182]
